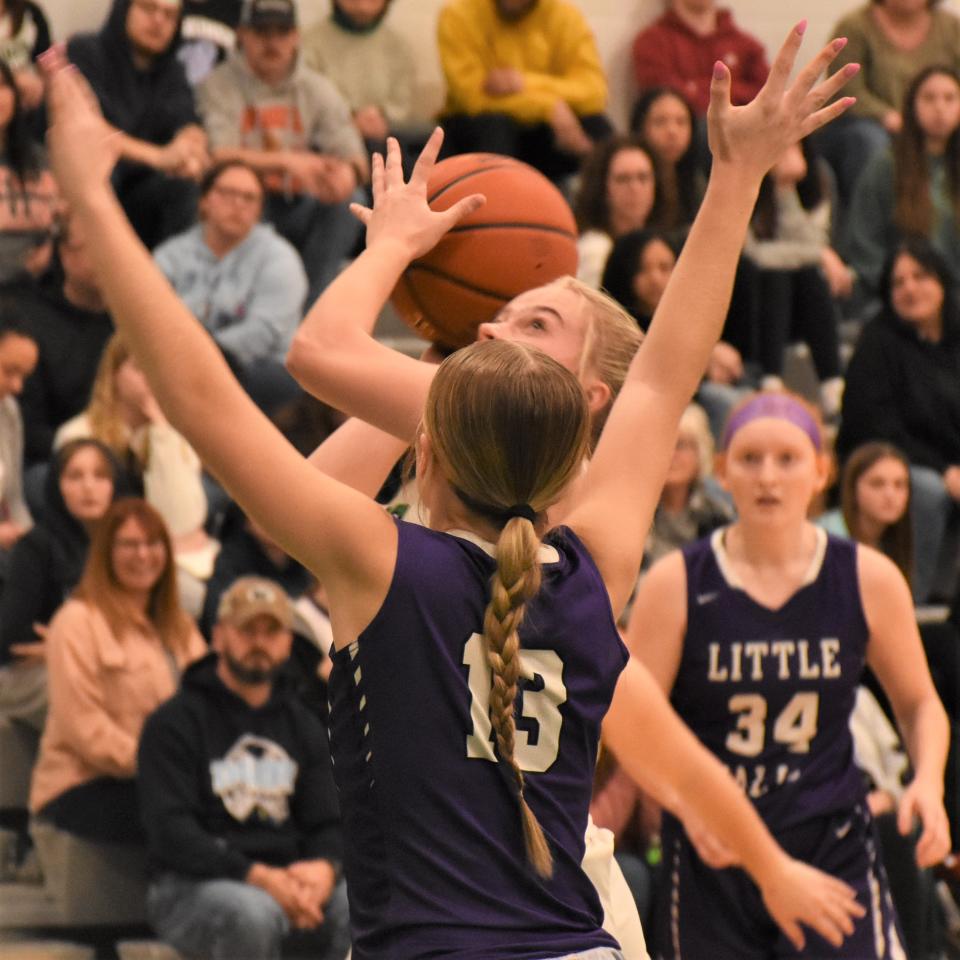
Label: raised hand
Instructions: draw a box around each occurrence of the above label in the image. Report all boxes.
[707,21,858,181]
[40,46,121,209]
[349,127,484,260]
[759,856,866,951]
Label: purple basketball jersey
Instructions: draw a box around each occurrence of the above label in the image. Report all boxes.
[327,519,627,959]
[670,528,869,831]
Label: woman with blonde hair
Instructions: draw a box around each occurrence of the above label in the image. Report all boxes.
[44,26,865,956]
[643,402,731,571]
[30,498,205,842]
[54,332,217,613]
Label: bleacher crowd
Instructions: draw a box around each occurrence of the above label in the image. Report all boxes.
[2,0,960,957]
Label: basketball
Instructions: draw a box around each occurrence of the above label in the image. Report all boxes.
[391,154,579,350]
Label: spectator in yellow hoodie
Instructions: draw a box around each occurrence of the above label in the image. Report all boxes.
[437,0,613,182]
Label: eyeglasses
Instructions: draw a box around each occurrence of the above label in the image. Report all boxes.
[114,537,165,554]
[132,0,180,23]
[210,184,263,206]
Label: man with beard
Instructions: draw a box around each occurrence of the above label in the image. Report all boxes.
[137,576,350,960]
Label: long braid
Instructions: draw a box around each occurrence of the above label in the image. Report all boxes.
[424,339,591,879]
[482,515,553,879]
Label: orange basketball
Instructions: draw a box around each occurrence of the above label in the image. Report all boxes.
[391,154,578,350]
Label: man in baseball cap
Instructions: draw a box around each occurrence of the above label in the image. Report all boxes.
[215,575,295,691]
[138,575,349,960]
[239,0,296,30]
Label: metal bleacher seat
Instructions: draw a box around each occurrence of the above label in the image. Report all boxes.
[0,718,39,811]
[28,819,150,925]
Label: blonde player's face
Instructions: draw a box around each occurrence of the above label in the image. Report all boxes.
[718,418,826,523]
[475,284,589,378]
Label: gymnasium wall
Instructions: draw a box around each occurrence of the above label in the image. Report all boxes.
[39,0,960,126]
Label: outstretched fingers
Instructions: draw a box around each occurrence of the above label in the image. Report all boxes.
[384,136,404,190]
[707,60,731,126]
[761,20,808,103]
[370,151,385,206]
[409,126,445,191]
[798,58,859,119]
[438,192,486,232]
[782,34,848,109]
[349,202,372,227]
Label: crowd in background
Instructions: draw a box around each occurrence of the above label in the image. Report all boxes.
[2,0,960,957]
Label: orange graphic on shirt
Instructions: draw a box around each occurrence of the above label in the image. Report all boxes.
[241,103,308,193]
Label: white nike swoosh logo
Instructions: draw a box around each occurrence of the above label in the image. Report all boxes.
[835,820,852,839]
[697,592,719,605]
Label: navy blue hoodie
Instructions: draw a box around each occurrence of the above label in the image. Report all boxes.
[138,653,342,879]
[67,0,199,154]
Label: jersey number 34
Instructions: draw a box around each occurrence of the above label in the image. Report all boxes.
[726,691,820,757]
[462,633,568,773]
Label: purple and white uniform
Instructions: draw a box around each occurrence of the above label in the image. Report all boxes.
[654,527,905,959]
[328,518,628,959]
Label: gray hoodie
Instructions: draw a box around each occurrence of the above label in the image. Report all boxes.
[154,222,307,366]
[197,50,365,197]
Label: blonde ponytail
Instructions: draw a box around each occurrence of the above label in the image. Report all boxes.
[424,339,591,879]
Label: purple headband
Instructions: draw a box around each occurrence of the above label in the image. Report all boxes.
[721,393,822,451]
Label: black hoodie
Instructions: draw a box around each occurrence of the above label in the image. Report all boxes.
[67,0,199,158]
[838,301,960,471]
[138,653,342,880]
[0,440,119,665]
[17,272,114,467]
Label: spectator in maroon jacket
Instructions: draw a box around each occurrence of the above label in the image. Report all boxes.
[632,0,768,167]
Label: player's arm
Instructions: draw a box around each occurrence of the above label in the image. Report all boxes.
[604,657,865,952]
[285,131,484,442]
[624,550,739,868]
[307,418,409,499]
[43,56,398,646]
[859,545,952,867]
[563,26,858,616]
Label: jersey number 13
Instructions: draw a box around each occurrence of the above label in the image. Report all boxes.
[462,633,567,773]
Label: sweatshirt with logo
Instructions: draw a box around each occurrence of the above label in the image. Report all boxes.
[138,652,342,879]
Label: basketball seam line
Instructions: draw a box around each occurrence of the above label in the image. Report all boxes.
[427,162,521,204]
[445,222,577,239]
[405,262,514,302]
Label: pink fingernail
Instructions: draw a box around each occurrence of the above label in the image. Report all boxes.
[844,63,860,76]
[796,19,807,36]
[833,37,848,52]
[713,61,725,80]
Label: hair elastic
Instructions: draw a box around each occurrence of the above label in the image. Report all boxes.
[452,485,539,525]
[721,393,822,452]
